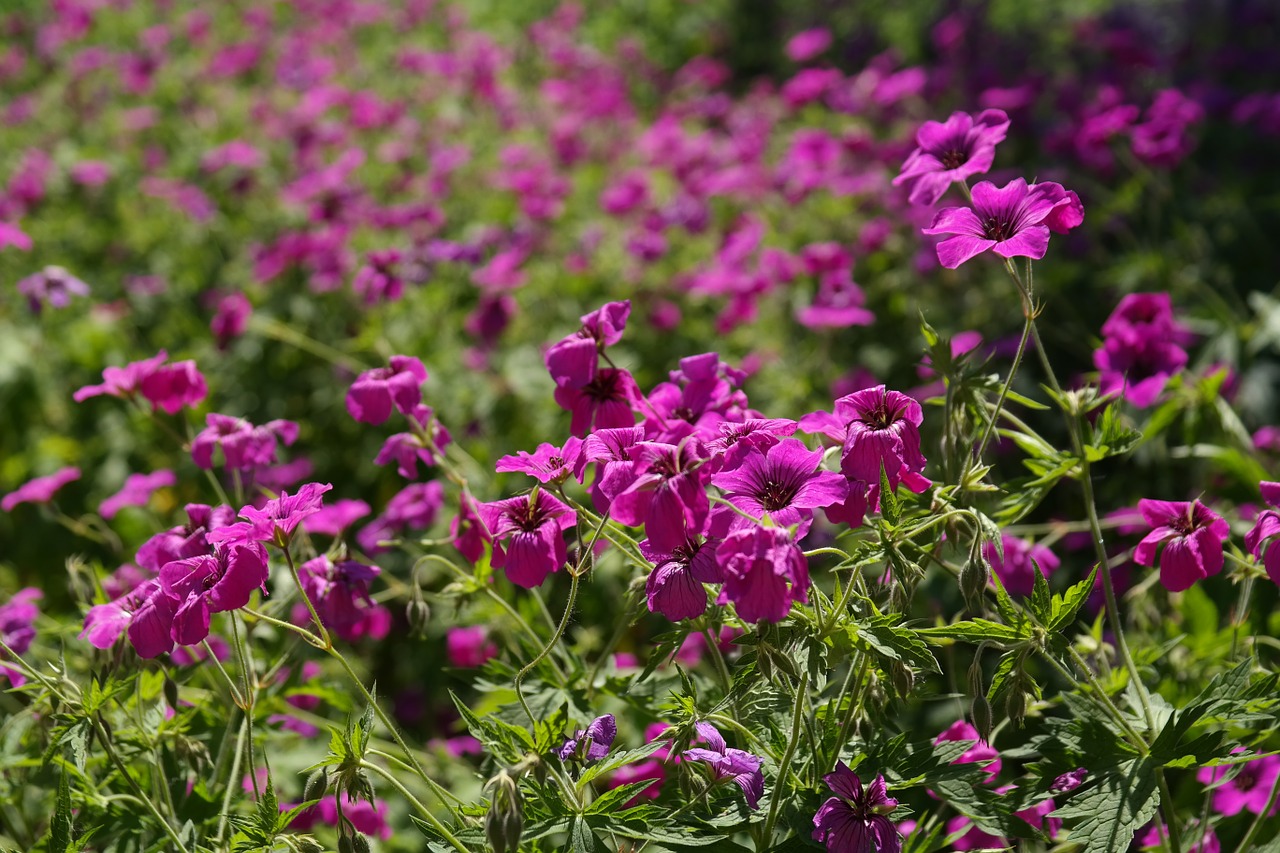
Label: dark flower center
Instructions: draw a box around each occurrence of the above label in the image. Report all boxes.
[983,216,1014,242]
[860,398,900,431]
[584,371,625,402]
[1236,767,1259,790]
[673,406,697,423]
[758,477,799,511]
[548,455,565,470]
[514,496,550,530]
[940,148,968,170]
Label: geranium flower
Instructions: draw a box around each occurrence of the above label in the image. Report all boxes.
[716,524,809,623]
[557,714,617,761]
[159,541,269,647]
[935,720,1002,780]
[544,300,631,389]
[74,351,169,403]
[138,360,208,415]
[496,437,583,484]
[191,414,298,471]
[212,482,332,547]
[2,467,81,512]
[478,490,577,588]
[642,536,721,621]
[17,265,90,313]
[100,470,177,519]
[711,438,848,536]
[303,499,372,537]
[358,481,446,554]
[983,535,1060,597]
[1197,749,1280,816]
[1133,499,1230,592]
[610,440,710,554]
[922,178,1083,269]
[683,722,764,809]
[1,589,42,687]
[894,110,1010,206]
[576,426,644,512]
[554,367,641,437]
[811,763,901,853]
[345,355,428,425]
[446,626,499,668]
[1246,482,1280,586]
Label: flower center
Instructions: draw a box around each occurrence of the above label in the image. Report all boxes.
[759,478,798,512]
[1236,767,1259,791]
[940,148,967,170]
[983,216,1013,242]
[673,406,696,423]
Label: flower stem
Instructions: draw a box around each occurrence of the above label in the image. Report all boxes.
[359,760,470,853]
[762,671,809,848]
[93,715,191,853]
[516,571,580,726]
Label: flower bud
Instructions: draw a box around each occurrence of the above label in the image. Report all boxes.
[406,595,431,639]
[889,581,909,613]
[485,771,524,853]
[163,675,180,709]
[351,833,371,853]
[890,661,914,698]
[970,694,993,744]
[1006,687,1027,728]
[338,836,354,853]
[960,553,990,610]
[303,768,329,803]
[295,837,324,853]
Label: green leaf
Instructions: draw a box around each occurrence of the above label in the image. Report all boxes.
[569,816,600,853]
[879,463,901,526]
[58,719,91,774]
[51,768,72,853]
[583,780,661,815]
[1048,564,1097,632]
[577,741,669,788]
[1052,757,1160,852]
[1030,558,1051,624]
[918,619,1027,644]
[853,623,941,674]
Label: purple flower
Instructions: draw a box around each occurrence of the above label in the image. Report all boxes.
[715,524,809,623]
[478,490,577,588]
[446,626,498,668]
[159,541,269,647]
[983,535,1060,597]
[191,414,298,471]
[577,426,644,512]
[358,481,446,553]
[544,300,631,389]
[495,437,584,484]
[345,355,428,425]
[74,350,169,403]
[2,467,81,512]
[557,714,617,761]
[450,492,491,564]
[683,722,764,810]
[212,483,333,547]
[100,470,177,519]
[80,578,168,656]
[1197,749,1280,817]
[922,178,1084,269]
[786,28,832,63]
[138,360,208,415]
[705,418,798,474]
[1051,768,1088,793]
[1138,820,1219,853]
[610,440,710,554]
[1,588,42,687]
[1246,482,1280,586]
[303,499,372,537]
[375,432,437,479]
[553,367,641,437]
[1094,293,1191,408]
[211,292,252,350]
[352,248,406,304]
[811,763,901,853]
[935,720,1001,780]
[642,537,721,621]
[893,110,1010,206]
[298,554,381,641]
[17,265,90,313]
[1133,499,1230,592]
[711,438,848,536]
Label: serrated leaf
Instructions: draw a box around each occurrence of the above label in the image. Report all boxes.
[879,463,901,526]
[583,780,660,814]
[569,816,600,852]
[51,768,72,853]
[59,719,91,773]
[576,741,668,788]
[1049,564,1097,632]
[1030,559,1051,623]
[919,619,1027,644]
[1052,757,1160,852]
[854,623,941,674]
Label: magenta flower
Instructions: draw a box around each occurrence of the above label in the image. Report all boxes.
[544,300,631,389]
[345,355,428,425]
[1138,821,1219,853]
[786,28,832,63]
[17,265,90,313]
[922,178,1083,269]
[212,483,333,547]
[935,720,1002,780]
[577,425,644,512]
[1094,293,1191,408]
[0,221,32,252]
[557,714,617,761]
[1,588,42,687]
[1133,499,1230,592]
[496,437,584,484]
[705,418,798,473]
[376,432,438,479]
[191,414,298,471]
[211,292,252,349]
[1246,482,1280,586]
[446,626,498,668]
[159,541,269,647]
[716,524,809,623]
[74,351,169,402]
[478,490,577,588]
[136,503,235,571]
[683,722,764,810]
[642,536,721,621]
[711,438,848,536]
[80,578,173,658]
[450,492,491,564]
[2,467,81,512]
[610,440,710,554]
[554,367,641,437]
[811,763,901,853]
[1197,749,1280,816]
[1051,768,1088,793]
[983,535,1060,597]
[138,360,208,415]
[303,499,372,537]
[100,470,177,519]
[297,554,381,641]
[894,110,1010,206]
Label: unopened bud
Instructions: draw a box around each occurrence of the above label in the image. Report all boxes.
[338,835,355,853]
[485,772,524,853]
[351,833,371,853]
[960,554,990,610]
[295,837,324,853]
[164,675,180,709]
[406,595,431,639]
[890,661,915,698]
[1006,688,1028,728]
[970,694,993,744]
[303,768,329,803]
[889,581,909,613]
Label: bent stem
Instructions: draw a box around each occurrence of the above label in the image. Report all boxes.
[762,671,810,847]
[359,760,469,853]
[516,571,581,726]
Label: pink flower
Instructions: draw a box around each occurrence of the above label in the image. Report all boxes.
[302,499,371,536]
[100,470,177,519]
[894,110,1010,206]
[1245,482,1280,586]
[496,437,584,484]
[446,626,498,667]
[786,28,832,63]
[191,414,298,471]
[935,720,1001,780]
[297,555,382,641]
[138,360,208,415]
[478,490,577,588]
[1133,499,1230,592]
[345,355,428,425]
[211,293,252,349]
[1197,749,1280,817]
[213,483,333,547]
[159,541,269,648]
[642,537,721,621]
[983,535,1060,597]
[1,588,42,687]
[715,524,809,623]
[610,440,710,554]
[2,467,81,512]
[922,178,1083,269]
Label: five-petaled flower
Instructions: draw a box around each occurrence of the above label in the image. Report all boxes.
[683,722,764,810]
[812,762,901,853]
[922,178,1083,269]
[1133,498,1230,592]
[557,714,617,762]
[894,109,1010,206]
[478,490,577,588]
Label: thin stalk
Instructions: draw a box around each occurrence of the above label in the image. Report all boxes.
[973,311,1034,461]
[229,614,260,800]
[281,545,331,648]
[761,672,810,847]
[359,761,470,853]
[832,654,871,770]
[516,572,580,725]
[93,716,190,853]
[214,715,247,847]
